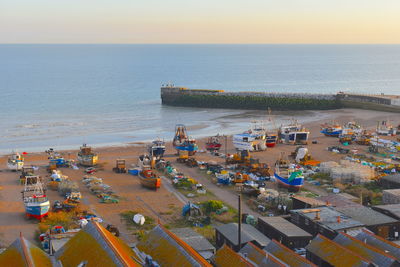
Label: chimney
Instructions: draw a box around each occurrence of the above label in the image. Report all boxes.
[337,216,341,223]
[314,211,320,221]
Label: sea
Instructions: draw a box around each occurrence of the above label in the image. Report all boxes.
[1,44,400,154]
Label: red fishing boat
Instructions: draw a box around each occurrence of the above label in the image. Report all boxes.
[139,169,161,190]
[205,136,222,151]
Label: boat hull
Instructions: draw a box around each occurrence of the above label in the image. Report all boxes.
[174,144,198,155]
[206,143,222,151]
[320,129,342,137]
[7,161,24,171]
[25,200,50,219]
[266,136,277,147]
[139,174,161,190]
[77,154,98,166]
[274,172,304,192]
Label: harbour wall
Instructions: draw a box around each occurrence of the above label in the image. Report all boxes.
[161,86,400,112]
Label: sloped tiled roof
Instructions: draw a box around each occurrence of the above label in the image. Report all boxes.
[306,234,372,267]
[333,232,397,266]
[355,230,400,261]
[137,224,211,267]
[239,242,288,267]
[0,233,52,267]
[264,240,316,267]
[55,221,141,267]
[214,244,254,267]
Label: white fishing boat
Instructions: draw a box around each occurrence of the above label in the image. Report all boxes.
[376,120,397,136]
[233,122,267,151]
[7,152,24,171]
[22,176,50,220]
[278,120,309,144]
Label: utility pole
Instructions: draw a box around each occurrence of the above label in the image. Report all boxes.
[238,194,242,251]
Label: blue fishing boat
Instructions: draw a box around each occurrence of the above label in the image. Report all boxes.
[320,123,342,137]
[22,176,50,220]
[173,124,198,156]
[148,138,166,159]
[274,155,304,192]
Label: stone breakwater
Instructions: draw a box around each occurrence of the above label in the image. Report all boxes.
[161,86,400,112]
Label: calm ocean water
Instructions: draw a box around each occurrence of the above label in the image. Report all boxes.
[1,44,400,153]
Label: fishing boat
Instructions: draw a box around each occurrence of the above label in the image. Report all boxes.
[139,169,161,190]
[233,122,267,151]
[278,121,310,145]
[320,122,342,137]
[173,124,198,156]
[266,133,278,147]
[342,121,363,136]
[376,120,397,136]
[22,176,50,220]
[148,139,166,159]
[274,154,304,192]
[205,135,222,151]
[77,144,98,166]
[7,152,24,171]
[138,154,153,170]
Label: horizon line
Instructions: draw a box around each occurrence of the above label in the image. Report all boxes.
[1,43,400,45]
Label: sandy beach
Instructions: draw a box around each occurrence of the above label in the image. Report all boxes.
[0,108,399,246]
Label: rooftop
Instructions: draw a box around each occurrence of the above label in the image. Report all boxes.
[336,205,398,226]
[291,206,365,231]
[373,203,400,219]
[333,232,398,266]
[291,195,326,207]
[305,235,372,267]
[215,223,271,247]
[382,174,400,184]
[383,188,400,196]
[355,230,400,261]
[214,244,254,267]
[137,224,211,267]
[170,228,215,260]
[239,242,288,267]
[258,216,312,237]
[316,194,398,226]
[264,240,316,267]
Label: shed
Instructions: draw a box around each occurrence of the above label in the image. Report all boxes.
[333,232,399,267]
[290,206,365,239]
[372,204,400,221]
[381,174,400,189]
[291,195,326,210]
[355,230,400,261]
[257,216,312,249]
[239,242,290,267]
[319,194,400,239]
[215,223,271,251]
[264,239,316,267]
[171,227,215,260]
[382,189,400,204]
[305,234,373,267]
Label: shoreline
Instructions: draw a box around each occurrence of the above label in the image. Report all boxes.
[1,107,398,156]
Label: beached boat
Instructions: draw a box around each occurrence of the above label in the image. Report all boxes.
[148,139,166,159]
[376,120,397,136]
[266,133,278,147]
[278,121,310,144]
[173,124,198,156]
[139,169,161,190]
[7,152,24,171]
[77,144,98,167]
[233,122,267,151]
[274,155,304,192]
[205,135,222,151]
[22,176,50,220]
[138,154,153,170]
[320,123,342,137]
[342,121,363,135]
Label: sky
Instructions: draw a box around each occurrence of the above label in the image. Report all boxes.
[1,0,400,44]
